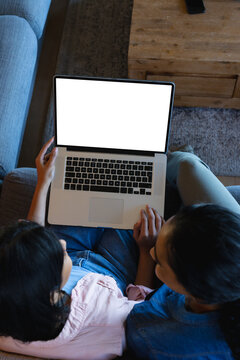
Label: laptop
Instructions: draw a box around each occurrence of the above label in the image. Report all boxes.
[48,75,175,229]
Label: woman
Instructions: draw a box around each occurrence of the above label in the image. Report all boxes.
[0,138,151,359]
[126,151,240,359]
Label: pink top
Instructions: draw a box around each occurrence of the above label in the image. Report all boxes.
[0,273,152,360]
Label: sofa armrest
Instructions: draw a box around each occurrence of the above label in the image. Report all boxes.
[227,186,240,206]
[0,0,52,39]
[0,168,37,226]
[0,16,38,179]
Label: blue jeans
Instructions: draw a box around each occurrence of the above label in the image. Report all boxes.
[51,225,138,294]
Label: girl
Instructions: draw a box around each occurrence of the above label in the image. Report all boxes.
[127,151,240,359]
[0,138,156,359]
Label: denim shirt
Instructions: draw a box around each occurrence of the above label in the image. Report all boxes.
[126,284,233,360]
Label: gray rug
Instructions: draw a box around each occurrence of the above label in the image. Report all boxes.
[43,0,240,176]
[170,107,240,176]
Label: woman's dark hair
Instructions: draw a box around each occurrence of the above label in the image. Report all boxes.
[0,221,71,342]
[166,204,240,359]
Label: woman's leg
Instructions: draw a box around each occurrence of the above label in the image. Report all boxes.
[167,151,240,214]
[95,229,138,285]
[79,229,139,293]
[49,225,138,293]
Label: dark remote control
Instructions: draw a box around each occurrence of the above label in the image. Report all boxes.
[185,0,205,14]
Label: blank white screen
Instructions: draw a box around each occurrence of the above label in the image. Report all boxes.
[55,78,172,152]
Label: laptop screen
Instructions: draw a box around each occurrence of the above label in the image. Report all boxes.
[55,77,174,154]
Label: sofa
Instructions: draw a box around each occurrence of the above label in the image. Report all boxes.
[0,0,52,187]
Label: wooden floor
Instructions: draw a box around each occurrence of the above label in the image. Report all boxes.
[18,0,240,187]
[217,176,240,187]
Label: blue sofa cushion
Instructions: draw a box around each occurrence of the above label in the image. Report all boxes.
[0,0,51,39]
[0,15,37,178]
[227,185,240,206]
[0,168,37,226]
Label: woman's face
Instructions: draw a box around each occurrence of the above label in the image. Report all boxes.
[150,217,189,296]
[59,239,72,288]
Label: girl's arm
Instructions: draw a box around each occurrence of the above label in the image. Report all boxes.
[27,137,58,226]
[133,206,163,288]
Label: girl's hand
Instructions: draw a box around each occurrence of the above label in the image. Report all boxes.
[133,205,164,251]
[35,137,58,188]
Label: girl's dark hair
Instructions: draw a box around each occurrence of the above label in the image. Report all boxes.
[166,204,240,359]
[0,221,71,342]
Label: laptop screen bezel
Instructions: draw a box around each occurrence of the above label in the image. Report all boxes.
[53,75,175,156]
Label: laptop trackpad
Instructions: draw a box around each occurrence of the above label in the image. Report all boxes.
[89,198,124,224]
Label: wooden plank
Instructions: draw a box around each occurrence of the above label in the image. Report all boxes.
[233,76,240,98]
[128,59,240,76]
[128,70,146,80]
[217,176,240,186]
[147,74,236,98]
[173,95,240,109]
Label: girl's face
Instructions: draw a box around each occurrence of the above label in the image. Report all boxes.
[59,239,72,288]
[150,217,189,296]
[150,217,221,313]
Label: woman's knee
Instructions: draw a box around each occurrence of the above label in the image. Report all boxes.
[178,154,209,179]
[167,151,210,187]
[179,157,199,176]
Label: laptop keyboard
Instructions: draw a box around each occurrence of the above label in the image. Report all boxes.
[64,156,153,195]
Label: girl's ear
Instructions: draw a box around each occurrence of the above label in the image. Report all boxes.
[50,289,70,306]
[50,288,62,305]
[50,289,71,308]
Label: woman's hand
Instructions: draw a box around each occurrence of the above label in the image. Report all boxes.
[133,206,164,287]
[133,205,164,252]
[35,137,58,188]
[27,138,58,225]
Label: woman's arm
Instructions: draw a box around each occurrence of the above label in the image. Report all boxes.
[133,206,163,288]
[27,137,58,226]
